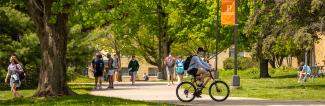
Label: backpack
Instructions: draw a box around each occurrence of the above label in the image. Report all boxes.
[112,58,119,69]
[15,64,26,81]
[167,57,175,67]
[108,58,114,69]
[183,55,195,70]
[95,59,104,72]
[176,60,184,67]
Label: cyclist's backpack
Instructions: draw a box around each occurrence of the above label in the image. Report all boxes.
[183,55,196,70]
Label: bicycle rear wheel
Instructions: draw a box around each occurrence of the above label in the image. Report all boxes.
[176,82,196,102]
[209,80,230,102]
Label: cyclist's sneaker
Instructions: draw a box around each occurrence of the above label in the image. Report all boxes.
[197,83,205,88]
[194,92,201,98]
[194,91,202,98]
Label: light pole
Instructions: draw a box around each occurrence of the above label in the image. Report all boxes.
[214,0,220,80]
[231,0,240,88]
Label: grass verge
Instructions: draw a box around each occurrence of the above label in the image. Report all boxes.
[200,68,325,100]
[0,84,172,106]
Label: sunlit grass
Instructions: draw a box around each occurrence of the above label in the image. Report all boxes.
[199,68,325,100]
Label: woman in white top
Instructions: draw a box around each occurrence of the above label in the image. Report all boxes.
[5,56,23,98]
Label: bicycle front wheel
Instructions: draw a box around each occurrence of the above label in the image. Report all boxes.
[176,82,196,102]
[209,80,230,102]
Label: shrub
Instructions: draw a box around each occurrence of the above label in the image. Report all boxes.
[20,64,40,89]
[243,68,260,79]
[223,57,257,70]
[67,67,78,82]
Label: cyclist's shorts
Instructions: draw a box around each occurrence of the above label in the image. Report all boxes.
[187,68,198,76]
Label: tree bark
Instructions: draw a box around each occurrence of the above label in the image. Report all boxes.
[27,0,75,97]
[269,56,276,68]
[256,36,270,78]
[260,59,271,78]
[157,0,169,80]
[276,56,284,68]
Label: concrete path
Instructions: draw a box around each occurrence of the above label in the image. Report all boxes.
[90,82,325,106]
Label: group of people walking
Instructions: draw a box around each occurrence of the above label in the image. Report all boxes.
[163,47,213,87]
[91,53,139,89]
[164,54,185,86]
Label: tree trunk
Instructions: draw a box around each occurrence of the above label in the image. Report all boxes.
[269,56,276,68]
[276,56,284,68]
[27,0,75,97]
[260,59,271,78]
[157,0,169,80]
[113,38,122,81]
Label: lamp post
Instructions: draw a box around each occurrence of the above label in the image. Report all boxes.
[231,0,240,88]
[214,0,220,80]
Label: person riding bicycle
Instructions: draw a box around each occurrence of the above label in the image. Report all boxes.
[187,47,213,89]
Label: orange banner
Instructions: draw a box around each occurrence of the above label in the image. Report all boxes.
[221,0,235,25]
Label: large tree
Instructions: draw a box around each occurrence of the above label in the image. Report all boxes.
[244,0,325,78]
[25,0,74,96]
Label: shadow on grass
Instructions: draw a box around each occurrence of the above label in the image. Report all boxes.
[271,74,297,79]
[148,99,325,105]
[274,84,325,89]
[0,94,172,105]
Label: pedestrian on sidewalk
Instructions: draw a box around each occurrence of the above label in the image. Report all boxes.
[106,53,115,89]
[143,73,149,81]
[5,56,23,98]
[92,53,105,89]
[175,55,184,83]
[113,54,120,82]
[128,55,139,85]
[164,54,176,86]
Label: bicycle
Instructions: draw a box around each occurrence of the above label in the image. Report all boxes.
[176,69,230,102]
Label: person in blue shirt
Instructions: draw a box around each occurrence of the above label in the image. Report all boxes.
[187,47,212,87]
[298,63,311,82]
[175,55,184,83]
[92,53,105,89]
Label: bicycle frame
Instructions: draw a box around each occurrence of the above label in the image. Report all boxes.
[190,69,215,87]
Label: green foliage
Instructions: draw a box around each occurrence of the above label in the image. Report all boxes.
[244,0,325,65]
[66,67,78,82]
[0,7,34,35]
[223,57,257,70]
[67,24,96,75]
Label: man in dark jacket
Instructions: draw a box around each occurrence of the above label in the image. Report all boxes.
[128,55,139,85]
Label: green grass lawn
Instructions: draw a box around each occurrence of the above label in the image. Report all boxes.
[69,76,95,83]
[200,68,325,100]
[0,84,172,106]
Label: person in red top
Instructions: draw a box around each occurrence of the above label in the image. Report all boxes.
[164,54,176,86]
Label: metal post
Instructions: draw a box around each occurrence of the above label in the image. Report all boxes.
[214,0,220,80]
[231,0,240,88]
[305,48,308,65]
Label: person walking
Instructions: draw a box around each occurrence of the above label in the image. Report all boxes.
[143,73,149,81]
[113,54,120,82]
[106,53,115,89]
[164,54,176,86]
[175,55,185,83]
[128,55,139,85]
[92,53,105,89]
[5,56,23,98]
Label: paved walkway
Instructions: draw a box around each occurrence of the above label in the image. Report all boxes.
[90,82,325,106]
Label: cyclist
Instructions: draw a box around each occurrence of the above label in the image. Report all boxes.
[187,47,213,88]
